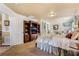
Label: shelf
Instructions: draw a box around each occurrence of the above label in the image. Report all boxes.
[24,25,28,27]
[31,33,37,34]
[24,20,40,43]
[25,33,28,35]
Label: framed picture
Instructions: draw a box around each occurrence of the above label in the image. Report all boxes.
[4,20,10,26]
[53,24,59,30]
[63,21,73,27]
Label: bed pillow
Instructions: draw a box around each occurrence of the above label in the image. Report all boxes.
[66,32,72,39]
[71,32,79,40]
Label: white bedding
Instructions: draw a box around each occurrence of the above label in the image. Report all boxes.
[36,35,79,51]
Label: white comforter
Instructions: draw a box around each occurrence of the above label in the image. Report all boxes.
[36,35,79,51]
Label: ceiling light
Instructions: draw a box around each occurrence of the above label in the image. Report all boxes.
[50,14,55,17]
[46,10,56,17]
[50,11,54,14]
[47,12,56,17]
[47,14,54,17]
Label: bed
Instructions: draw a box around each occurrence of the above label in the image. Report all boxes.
[36,34,79,56]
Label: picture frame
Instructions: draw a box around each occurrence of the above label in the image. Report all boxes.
[53,24,59,30]
[63,21,72,27]
[4,20,10,26]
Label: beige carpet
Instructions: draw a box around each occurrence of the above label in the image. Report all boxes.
[0,46,10,55]
[1,40,53,56]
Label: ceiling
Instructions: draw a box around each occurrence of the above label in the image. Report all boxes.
[4,3,79,19]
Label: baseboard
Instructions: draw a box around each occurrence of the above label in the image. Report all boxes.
[0,45,10,47]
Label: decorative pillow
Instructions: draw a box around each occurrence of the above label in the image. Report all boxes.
[66,33,72,39]
[71,32,78,40]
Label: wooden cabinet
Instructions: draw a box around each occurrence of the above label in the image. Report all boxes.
[24,21,40,43]
[24,21,30,43]
[24,34,29,43]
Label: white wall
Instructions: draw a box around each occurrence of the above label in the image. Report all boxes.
[2,14,10,45]
[0,4,16,16]
[40,19,51,36]
[10,16,25,46]
[0,4,27,46]
[2,14,10,32]
[2,14,26,46]
[41,16,74,35]
[49,17,74,34]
